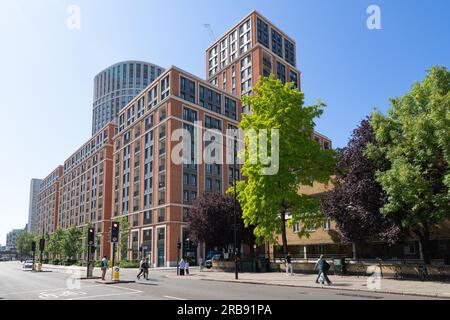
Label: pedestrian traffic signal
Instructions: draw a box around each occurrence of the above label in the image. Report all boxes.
[111,222,120,243]
[31,241,36,252]
[39,239,45,252]
[88,228,95,246]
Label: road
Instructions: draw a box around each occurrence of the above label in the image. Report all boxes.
[0,262,442,300]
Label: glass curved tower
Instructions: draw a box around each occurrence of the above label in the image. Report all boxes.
[92,61,164,134]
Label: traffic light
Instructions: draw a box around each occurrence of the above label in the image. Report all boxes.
[111,221,120,243]
[88,228,95,246]
[39,239,45,252]
[31,241,36,252]
[90,245,96,254]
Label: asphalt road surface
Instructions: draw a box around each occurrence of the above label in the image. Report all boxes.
[0,262,442,300]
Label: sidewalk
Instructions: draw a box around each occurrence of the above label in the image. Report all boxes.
[169,269,450,299]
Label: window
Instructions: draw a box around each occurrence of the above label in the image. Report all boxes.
[277,62,286,84]
[284,39,296,66]
[183,107,197,123]
[224,97,237,120]
[199,86,221,114]
[205,115,222,130]
[180,76,196,103]
[161,75,170,100]
[293,222,300,233]
[289,70,298,89]
[206,178,212,190]
[148,86,158,109]
[257,18,269,48]
[271,29,283,58]
[183,173,189,185]
[262,52,272,77]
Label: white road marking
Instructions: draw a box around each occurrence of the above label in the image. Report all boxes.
[164,295,187,300]
[1,285,102,296]
[66,291,141,300]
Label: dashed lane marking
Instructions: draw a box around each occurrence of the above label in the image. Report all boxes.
[164,295,187,300]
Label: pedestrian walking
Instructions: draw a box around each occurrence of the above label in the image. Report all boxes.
[314,254,332,285]
[100,256,109,281]
[179,257,185,276]
[185,257,190,275]
[199,257,204,272]
[137,257,146,280]
[285,252,294,276]
[143,258,150,280]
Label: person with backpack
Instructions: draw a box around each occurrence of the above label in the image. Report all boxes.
[314,254,332,285]
[100,256,109,281]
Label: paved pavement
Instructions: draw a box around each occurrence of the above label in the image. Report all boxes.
[0,262,445,300]
[175,268,450,299]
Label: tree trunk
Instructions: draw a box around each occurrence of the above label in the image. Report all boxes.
[415,229,432,265]
[280,211,288,255]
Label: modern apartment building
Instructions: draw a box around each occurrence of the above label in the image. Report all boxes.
[92,61,164,135]
[27,179,42,233]
[6,229,24,250]
[58,124,116,258]
[206,11,299,108]
[112,66,241,267]
[36,166,63,234]
[206,10,331,147]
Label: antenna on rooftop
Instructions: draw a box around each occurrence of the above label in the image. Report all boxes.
[204,24,216,42]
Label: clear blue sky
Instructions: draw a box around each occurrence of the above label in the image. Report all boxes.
[0,0,448,244]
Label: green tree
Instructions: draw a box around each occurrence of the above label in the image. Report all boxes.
[235,76,336,254]
[47,227,65,259]
[61,225,82,261]
[366,66,450,264]
[112,215,130,261]
[16,231,35,258]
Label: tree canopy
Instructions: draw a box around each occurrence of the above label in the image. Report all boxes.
[187,192,255,252]
[366,66,450,263]
[235,76,336,253]
[321,118,403,244]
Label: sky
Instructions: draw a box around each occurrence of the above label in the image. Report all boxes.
[0,0,448,245]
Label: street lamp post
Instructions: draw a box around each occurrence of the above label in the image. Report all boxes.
[233,137,239,280]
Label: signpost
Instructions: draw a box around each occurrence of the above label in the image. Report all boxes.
[87,228,95,278]
[31,241,36,271]
[110,222,120,280]
[177,239,181,276]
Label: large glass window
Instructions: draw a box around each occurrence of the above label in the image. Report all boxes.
[271,29,283,58]
[180,76,196,103]
[277,62,286,84]
[199,86,221,114]
[224,97,237,120]
[285,39,296,66]
[257,18,269,48]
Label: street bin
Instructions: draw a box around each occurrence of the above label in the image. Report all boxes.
[112,266,120,281]
[36,263,42,272]
[333,258,346,275]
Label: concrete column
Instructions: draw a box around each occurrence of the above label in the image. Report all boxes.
[303,246,307,260]
[352,243,357,260]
